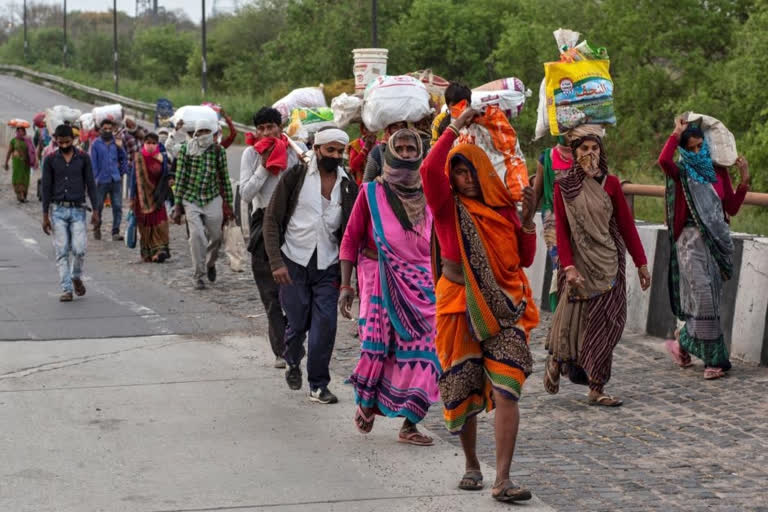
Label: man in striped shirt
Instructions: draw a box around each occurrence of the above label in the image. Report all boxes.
[172,119,235,290]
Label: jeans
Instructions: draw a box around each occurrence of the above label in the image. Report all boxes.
[280,251,340,390]
[51,205,87,293]
[96,180,122,235]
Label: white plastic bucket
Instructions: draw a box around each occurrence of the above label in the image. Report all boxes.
[353,48,388,94]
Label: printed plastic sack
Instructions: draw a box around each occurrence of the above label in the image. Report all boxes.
[125,211,137,249]
[223,219,248,273]
[171,105,219,132]
[471,89,528,120]
[286,107,336,141]
[682,112,738,167]
[362,75,431,133]
[455,102,529,200]
[331,93,363,128]
[273,87,327,123]
[45,105,82,134]
[92,104,124,127]
[408,69,450,108]
[545,59,615,135]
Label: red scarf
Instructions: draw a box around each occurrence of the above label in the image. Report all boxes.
[253,135,289,175]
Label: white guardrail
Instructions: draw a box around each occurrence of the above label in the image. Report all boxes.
[0,64,254,133]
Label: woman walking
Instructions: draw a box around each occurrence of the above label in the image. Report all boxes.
[339,128,440,446]
[659,117,750,380]
[4,126,38,202]
[544,125,651,405]
[422,108,539,502]
[533,136,573,310]
[130,132,171,263]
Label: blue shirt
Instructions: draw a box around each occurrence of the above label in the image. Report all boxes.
[89,137,127,184]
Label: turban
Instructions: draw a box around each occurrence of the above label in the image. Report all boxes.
[314,127,349,146]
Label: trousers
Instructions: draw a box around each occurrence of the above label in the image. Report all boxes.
[183,196,223,281]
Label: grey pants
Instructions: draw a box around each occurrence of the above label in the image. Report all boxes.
[183,196,223,281]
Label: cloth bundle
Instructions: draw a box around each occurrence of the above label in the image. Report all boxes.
[362,75,432,132]
[682,112,738,167]
[45,105,82,134]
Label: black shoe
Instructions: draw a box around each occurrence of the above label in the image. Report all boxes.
[207,265,216,282]
[72,278,86,297]
[309,386,338,404]
[93,227,101,240]
[285,365,302,390]
[194,279,206,290]
[112,233,124,241]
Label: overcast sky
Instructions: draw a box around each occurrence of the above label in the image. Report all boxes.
[0,0,240,23]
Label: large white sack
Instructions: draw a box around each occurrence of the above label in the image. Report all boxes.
[92,104,123,127]
[171,105,219,132]
[331,93,363,128]
[471,89,528,119]
[273,87,327,123]
[683,112,738,167]
[45,105,82,134]
[362,75,431,133]
[534,78,549,140]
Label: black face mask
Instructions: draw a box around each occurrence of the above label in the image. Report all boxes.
[60,145,74,154]
[100,131,113,141]
[317,156,341,172]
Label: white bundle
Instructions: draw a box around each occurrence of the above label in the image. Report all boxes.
[171,106,219,133]
[471,89,529,119]
[683,112,738,167]
[45,105,82,134]
[331,93,363,128]
[272,87,327,123]
[92,104,124,127]
[78,113,95,132]
[362,75,431,132]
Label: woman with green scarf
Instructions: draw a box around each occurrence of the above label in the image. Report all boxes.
[4,127,38,202]
[533,135,573,310]
[658,117,750,380]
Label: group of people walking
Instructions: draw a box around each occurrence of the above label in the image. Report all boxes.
[22,80,751,503]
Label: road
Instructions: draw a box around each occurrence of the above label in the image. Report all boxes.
[2,75,768,512]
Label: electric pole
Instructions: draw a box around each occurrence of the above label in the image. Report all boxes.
[201,0,207,96]
[63,0,68,67]
[113,0,119,94]
[23,0,28,62]
[371,0,378,47]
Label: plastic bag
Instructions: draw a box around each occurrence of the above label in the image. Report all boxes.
[92,104,124,127]
[545,59,615,135]
[170,105,219,132]
[683,112,738,167]
[408,69,450,108]
[471,89,529,120]
[7,119,31,128]
[45,105,82,134]
[273,87,327,123]
[223,219,247,273]
[362,75,431,133]
[286,107,336,141]
[331,93,363,128]
[534,79,549,140]
[125,211,137,249]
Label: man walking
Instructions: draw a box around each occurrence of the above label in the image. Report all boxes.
[171,119,234,290]
[240,107,305,369]
[41,125,100,302]
[90,119,127,241]
[264,127,358,404]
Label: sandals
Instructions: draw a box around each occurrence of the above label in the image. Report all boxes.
[492,480,532,502]
[458,470,483,491]
[354,405,375,434]
[398,428,434,446]
[543,355,560,395]
[588,393,623,407]
[704,367,725,380]
[665,339,693,368]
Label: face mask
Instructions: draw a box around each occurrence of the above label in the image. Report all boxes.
[100,131,113,141]
[158,134,168,144]
[60,145,74,154]
[196,133,215,149]
[317,156,341,172]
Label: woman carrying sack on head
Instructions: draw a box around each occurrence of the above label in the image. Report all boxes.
[4,126,38,202]
[659,117,750,380]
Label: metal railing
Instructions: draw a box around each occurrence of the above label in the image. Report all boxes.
[621,182,768,208]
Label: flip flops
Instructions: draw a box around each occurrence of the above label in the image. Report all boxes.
[354,405,375,434]
[543,355,560,395]
[588,393,623,407]
[458,470,483,491]
[492,480,532,502]
[398,429,434,446]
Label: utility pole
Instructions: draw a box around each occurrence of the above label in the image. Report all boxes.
[371,0,378,47]
[153,0,158,17]
[113,0,119,94]
[201,0,207,96]
[63,0,68,67]
[23,0,28,62]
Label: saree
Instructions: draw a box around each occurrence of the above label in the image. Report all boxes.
[134,151,170,261]
[666,168,733,369]
[349,182,441,423]
[546,169,627,391]
[10,137,36,200]
[436,143,538,434]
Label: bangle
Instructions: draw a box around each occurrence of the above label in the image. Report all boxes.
[340,285,354,292]
[563,265,575,272]
[522,223,536,234]
[447,124,460,137]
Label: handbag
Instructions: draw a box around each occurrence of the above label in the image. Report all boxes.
[125,210,137,249]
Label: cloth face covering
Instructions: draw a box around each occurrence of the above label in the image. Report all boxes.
[678,139,717,184]
[379,128,426,230]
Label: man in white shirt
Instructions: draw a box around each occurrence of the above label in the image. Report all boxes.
[263,127,358,404]
[240,107,304,369]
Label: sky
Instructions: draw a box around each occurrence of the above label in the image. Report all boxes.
[0,0,240,23]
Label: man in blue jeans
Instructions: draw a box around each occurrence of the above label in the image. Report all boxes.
[90,119,127,241]
[41,125,100,302]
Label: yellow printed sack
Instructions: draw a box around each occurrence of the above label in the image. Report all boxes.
[544,60,615,136]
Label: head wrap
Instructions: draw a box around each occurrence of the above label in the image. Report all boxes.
[446,144,514,208]
[378,129,426,231]
[565,124,605,144]
[679,125,705,150]
[314,127,349,147]
[678,139,717,184]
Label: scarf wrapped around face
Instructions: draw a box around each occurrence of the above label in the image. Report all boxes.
[678,139,717,184]
[376,128,426,231]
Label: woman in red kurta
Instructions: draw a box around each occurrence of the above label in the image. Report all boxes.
[131,133,170,263]
[422,108,539,503]
[545,125,650,406]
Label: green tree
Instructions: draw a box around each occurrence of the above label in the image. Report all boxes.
[132,25,194,86]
